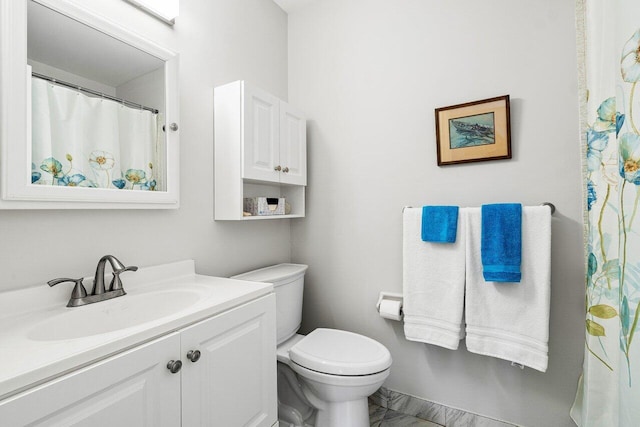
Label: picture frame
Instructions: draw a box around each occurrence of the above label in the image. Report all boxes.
[435,95,511,166]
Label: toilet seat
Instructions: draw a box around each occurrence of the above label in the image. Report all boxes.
[290,361,390,387]
[289,328,392,376]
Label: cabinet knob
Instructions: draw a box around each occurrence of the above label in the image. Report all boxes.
[162,123,179,132]
[274,165,282,171]
[282,167,289,173]
[187,350,201,363]
[167,360,182,374]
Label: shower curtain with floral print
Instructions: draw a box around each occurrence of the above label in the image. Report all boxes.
[571,0,640,425]
[30,77,162,191]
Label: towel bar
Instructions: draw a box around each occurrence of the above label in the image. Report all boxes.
[403,203,556,215]
[541,202,556,214]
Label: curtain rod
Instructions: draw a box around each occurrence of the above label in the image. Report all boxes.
[31,72,159,114]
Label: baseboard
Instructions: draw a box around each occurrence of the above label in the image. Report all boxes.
[369,387,518,427]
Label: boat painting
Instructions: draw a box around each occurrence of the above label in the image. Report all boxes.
[448,112,495,149]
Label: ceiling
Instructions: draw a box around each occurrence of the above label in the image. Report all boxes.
[272,0,316,14]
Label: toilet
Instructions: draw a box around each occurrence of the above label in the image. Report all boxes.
[231,264,392,427]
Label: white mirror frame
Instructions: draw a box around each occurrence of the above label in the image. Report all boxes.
[0,0,179,209]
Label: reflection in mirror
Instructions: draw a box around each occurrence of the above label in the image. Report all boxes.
[28,0,167,191]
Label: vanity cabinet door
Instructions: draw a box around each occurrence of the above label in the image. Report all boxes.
[0,333,181,427]
[181,294,277,427]
[279,102,307,186]
[243,85,281,183]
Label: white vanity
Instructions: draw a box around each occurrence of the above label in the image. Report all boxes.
[0,261,277,426]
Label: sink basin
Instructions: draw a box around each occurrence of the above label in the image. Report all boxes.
[0,259,275,401]
[28,289,201,341]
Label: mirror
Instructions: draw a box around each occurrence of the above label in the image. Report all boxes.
[0,0,179,208]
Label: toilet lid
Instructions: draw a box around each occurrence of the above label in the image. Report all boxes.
[289,328,392,376]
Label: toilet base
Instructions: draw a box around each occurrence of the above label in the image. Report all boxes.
[277,362,315,426]
[277,330,391,427]
[296,368,389,427]
[313,399,369,427]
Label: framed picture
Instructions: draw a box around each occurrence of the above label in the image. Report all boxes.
[435,95,511,166]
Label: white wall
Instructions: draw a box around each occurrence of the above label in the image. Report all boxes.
[28,59,117,95]
[287,1,584,426]
[0,0,290,291]
[116,67,165,115]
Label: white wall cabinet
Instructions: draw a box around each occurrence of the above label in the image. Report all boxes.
[0,295,277,427]
[215,80,307,220]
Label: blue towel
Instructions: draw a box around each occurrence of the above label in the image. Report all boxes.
[481,203,522,282]
[421,206,459,243]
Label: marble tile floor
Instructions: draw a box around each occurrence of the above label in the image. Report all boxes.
[368,387,517,427]
[369,402,443,426]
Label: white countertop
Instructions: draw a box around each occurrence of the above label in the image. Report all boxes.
[0,260,273,400]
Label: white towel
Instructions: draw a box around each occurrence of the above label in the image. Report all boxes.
[465,206,551,372]
[403,207,466,349]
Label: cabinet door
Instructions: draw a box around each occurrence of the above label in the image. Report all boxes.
[243,85,280,183]
[181,295,277,427]
[0,334,181,427]
[279,102,307,186]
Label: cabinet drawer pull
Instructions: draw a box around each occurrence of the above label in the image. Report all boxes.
[187,350,201,363]
[167,360,182,374]
[282,167,289,173]
[274,165,282,171]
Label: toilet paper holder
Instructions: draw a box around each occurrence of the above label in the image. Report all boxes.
[376,292,404,321]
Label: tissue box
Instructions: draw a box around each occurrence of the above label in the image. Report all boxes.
[243,197,285,216]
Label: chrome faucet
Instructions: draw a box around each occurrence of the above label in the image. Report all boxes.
[48,255,138,307]
[92,255,138,295]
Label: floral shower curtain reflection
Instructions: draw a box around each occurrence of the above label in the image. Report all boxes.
[31,78,162,191]
[572,0,640,425]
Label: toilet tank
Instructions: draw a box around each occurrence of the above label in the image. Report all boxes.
[231,264,308,345]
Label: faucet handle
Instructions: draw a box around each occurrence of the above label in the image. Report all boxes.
[47,277,88,299]
[118,265,139,274]
[109,265,138,292]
